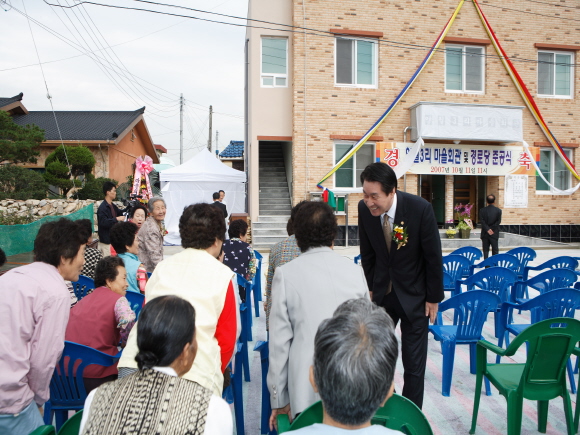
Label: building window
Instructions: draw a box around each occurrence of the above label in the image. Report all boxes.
[537,51,573,98]
[334,143,375,188]
[261,37,287,87]
[536,148,573,192]
[445,45,484,93]
[335,38,377,87]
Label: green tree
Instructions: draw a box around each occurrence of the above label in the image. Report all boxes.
[0,111,44,165]
[44,145,96,195]
[77,175,117,200]
[0,165,48,200]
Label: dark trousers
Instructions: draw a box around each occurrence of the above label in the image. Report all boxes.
[381,290,428,409]
[481,237,499,259]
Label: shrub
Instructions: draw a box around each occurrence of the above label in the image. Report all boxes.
[77,175,118,200]
[0,165,48,200]
[44,145,95,196]
[0,211,36,225]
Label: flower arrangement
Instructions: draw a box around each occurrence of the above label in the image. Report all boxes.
[446,227,457,236]
[454,203,474,230]
[392,222,409,250]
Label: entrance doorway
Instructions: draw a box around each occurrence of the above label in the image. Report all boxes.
[453,175,487,225]
[419,175,445,225]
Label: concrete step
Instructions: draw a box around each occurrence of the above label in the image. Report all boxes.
[259,158,284,163]
[252,222,287,229]
[259,198,291,204]
[260,189,291,195]
[257,215,290,222]
[259,179,288,184]
[259,210,292,215]
[253,228,289,236]
[261,204,292,210]
[259,182,288,187]
[252,235,288,245]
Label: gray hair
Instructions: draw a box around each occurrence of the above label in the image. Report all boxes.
[314,298,398,426]
[148,197,166,212]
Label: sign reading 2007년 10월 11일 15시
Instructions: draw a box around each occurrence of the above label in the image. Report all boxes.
[377,142,539,176]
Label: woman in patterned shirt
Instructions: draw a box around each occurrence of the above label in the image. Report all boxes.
[222,219,256,302]
[65,256,136,393]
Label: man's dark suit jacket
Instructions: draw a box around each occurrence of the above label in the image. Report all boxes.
[358,191,444,322]
[97,200,125,244]
[479,205,502,240]
[211,201,228,220]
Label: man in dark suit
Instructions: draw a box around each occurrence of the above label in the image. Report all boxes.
[358,162,443,409]
[479,194,502,259]
[211,191,228,220]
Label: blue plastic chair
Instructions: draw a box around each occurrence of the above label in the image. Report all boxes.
[523,256,578,281]
[443,255,471,295]
[455,267,518,337]
[496,288,580,394]
[231,342,245,435]
[512,269,578,304]
[44,341,120,430]
[450,247,483,277]
[70,275,95,301]
[254,341,276,435]
[125,291,145,320]
[238,303,251,382]
[443,271,454,294]
[354,254,361,264]
[237,275,254,341]
[253,250,264,317]
[430,291,500,397]
[470,253,521,276]
[505,247,537,279]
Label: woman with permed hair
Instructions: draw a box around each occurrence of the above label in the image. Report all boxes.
[222,219,257,302]
[118,203,238,397]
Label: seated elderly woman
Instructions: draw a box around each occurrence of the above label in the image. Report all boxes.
[287,298,400,434]
[222,219,256,302]
[268,201,370,424]
[79,295,233,434]
[110,222,148,294]
[137,197,166,273]
[118,203,238,397]
[65,256,136,393]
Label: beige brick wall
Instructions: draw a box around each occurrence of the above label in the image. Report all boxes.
[289,0,579,225]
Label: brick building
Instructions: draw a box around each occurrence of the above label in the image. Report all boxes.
[246,0,579,246]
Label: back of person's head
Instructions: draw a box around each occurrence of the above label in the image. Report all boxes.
[228,219,248,239]
[77,219,93,243]
[286,200,307,236]
[102,181,116,196]
[135,295,196,370]
[487,194,496,204]
[212,192,220,200]
[314,298,398,426]
[0,247,6,267]
[94,255,125,288]
[34,218,87,267]
[360,162,397,196]
[180,203,226,249]
[110,222,138,254]
[293,201,337,252]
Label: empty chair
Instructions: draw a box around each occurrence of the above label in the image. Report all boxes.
[470,318,580,435]
[470,253,521,276]
[443,271,454,294]
[252,250,264,317]
[354,254,361,264]
[523,256,578,281]
[124,291,145,320]
[451,246,483,277]
[70,275,95,301]
[443,254,471,295]
[512,268,578,303]
[254,341,274,435]
[505,247,537,280]
[430,291,500,396]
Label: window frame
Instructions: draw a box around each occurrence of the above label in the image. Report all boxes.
[333,141,376,190]
[536,49,574,99]
[260,37,288,88]
[444,44,485,95]
[536,148,573,194]
[334,37,379,89]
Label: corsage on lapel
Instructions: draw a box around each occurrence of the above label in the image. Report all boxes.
[392,222,408,250]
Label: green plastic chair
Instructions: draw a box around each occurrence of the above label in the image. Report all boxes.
[470,317,580,435]
[57,410,82,435]
[277,394,433,434]
[29,426,56,435]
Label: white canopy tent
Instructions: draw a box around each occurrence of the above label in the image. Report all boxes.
[160,149,246,245]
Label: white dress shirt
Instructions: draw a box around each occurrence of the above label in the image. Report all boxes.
[79,366,233,434]
[380,192,398,228]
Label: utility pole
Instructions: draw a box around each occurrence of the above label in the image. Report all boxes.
[179,94,184,164]
[215,130,219,157]
[207,105,213,152]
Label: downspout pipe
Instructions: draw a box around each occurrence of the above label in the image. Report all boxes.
[402,127,412,192]
[244,38,249,213]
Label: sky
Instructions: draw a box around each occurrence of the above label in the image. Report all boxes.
[0,0,248,164]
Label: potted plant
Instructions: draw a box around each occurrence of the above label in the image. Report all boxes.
[454,203,474,239]
[446,227,457,238]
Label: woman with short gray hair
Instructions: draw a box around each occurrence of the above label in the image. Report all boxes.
[137,197,166,273]
[290,298,401,434]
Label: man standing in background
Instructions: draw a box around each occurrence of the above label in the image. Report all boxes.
[97,181,125,256]
[479,194,502,259]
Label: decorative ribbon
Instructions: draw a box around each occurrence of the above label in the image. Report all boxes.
[472,0,579,181]
[317,0,579,189]
[317,1,465,188]
[132,155,154,200]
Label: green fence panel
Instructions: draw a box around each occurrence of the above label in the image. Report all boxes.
[0,204,94,257]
